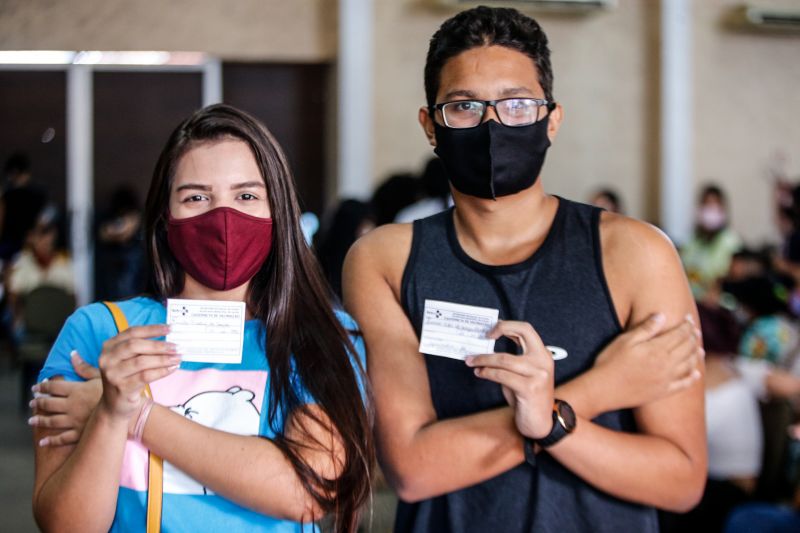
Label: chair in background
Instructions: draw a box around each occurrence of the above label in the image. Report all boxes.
[17,285,75,410]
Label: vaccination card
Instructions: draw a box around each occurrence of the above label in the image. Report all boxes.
[418,299,499,360]
[166,298,246,364]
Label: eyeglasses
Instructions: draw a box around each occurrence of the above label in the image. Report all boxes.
[430,98,555,129]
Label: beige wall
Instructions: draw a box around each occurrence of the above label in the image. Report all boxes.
[2,0,798,244]
[372,0,800,246]
[373,0,656,222]
[693,0,800,245]
[0,0,336,61]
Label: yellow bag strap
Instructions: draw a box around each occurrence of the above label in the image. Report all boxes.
[103,301,163,533]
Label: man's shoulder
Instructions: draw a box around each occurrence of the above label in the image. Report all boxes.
[597,212,685,322]
[343,223,414,302]
[599,211,679,265]
[347,223,414,269]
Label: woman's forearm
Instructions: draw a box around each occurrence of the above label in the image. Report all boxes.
[141,405,325,523]
[33,406,128,532]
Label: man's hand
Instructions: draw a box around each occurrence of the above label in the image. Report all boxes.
[591,313,703,413]
[29,351,102,446]
[466,320,555,439]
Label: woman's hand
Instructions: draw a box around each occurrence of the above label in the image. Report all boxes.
[590,314,703,413]
[96,324,180,422]
[29,351,102,446]
[466,321,555,439]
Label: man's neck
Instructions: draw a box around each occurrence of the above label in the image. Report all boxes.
[451,181,559,266]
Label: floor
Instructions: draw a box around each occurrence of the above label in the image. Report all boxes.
[0,368,37,532]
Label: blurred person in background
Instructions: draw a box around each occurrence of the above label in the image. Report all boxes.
[395,157,451,223]
[773,182,800,316]
[95,185,146,301]
[662,303,761,533]
[0,151,48,263]
[723,274,800,502]
[0,152,49,360]
[589,187,624,215]
[371,172,420,226]
[724,435,800,533]
[8,207,74,334]
[315,199,375,299]
[681,184,742,302]
[724,276,800,374]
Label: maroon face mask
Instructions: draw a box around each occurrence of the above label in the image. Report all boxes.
[167,207,273,291]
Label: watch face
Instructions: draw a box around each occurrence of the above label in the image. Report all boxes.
[555,400,576,432]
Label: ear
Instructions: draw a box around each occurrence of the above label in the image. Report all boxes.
[547,103,564,143]
[419,106,437,147]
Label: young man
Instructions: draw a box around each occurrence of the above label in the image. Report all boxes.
[343,7,706,532]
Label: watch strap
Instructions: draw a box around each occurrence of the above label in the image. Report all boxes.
[534,400,574,448]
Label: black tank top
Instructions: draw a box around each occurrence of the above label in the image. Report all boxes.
[396,198,659,533]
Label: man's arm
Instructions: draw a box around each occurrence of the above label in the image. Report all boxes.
[343,223,704,506]
[544,215,706,510]
[343,224,524,501]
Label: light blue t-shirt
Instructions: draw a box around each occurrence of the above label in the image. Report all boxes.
[39,296,366,533]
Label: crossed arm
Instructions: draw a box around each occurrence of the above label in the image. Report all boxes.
[341,218,706,510]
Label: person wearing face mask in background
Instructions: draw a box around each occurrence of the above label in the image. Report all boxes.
[28,105,373,533]
[343,7,706,533]
[680,184,743,303]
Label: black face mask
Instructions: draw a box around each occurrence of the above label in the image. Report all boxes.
[433,117,551,199]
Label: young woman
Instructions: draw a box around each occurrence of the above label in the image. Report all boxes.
[31,104,373,532]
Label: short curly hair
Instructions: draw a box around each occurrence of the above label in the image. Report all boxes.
[424,6,554,108]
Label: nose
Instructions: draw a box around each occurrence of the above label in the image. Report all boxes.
[482,103,501,124]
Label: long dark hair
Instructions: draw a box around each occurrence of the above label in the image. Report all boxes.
[144,104,373,531]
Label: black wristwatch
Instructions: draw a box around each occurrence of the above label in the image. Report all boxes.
[534,399,576,448]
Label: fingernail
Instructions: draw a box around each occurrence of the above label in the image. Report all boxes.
[695,328,702,338]
[169,355,183,364]
[38,437,49,447]
[168,364,180,371]
[473,368,481,376]
[31,384,39,393]
[28,416,37,426]
[70,350,79,359]
[699,348,706,359]
[686,314,695,325]
[162,325,171,334]
[652,313,665,324]
[691,369,701,379]
[166,343,179,353]
[29,399,35,408]
[464,357,474,366]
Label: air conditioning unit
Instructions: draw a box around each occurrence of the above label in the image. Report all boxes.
[430,0,616,14]
[726,4,800,33]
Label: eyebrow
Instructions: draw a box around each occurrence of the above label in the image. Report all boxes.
[175,183,211,192]
[230,181,266,190]
[440,87,538,102]
[175,181,266,193]
[499,86,536,97]
[440,89,478,101]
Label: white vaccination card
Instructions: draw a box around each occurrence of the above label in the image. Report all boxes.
[166,298,246,364]
[418,299,499,360]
